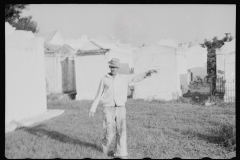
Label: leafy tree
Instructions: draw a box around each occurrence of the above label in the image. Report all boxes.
[200,34,233,75]
[201,34,233,95]
[5,4,39,33]
[11,16,39,33]
[5,4,28,22]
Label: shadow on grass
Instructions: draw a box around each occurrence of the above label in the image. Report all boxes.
[20,124,102,153]
[181,124,235,148]
[182,130,225,144]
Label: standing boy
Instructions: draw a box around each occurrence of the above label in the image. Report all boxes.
[89,58,157,159]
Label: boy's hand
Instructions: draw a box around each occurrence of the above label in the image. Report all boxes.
[89,111,95,118]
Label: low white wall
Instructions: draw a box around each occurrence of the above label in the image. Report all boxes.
[6,30,47,124]
[75,55,110,100]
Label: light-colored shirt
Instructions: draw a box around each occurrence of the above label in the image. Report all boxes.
[90,72,147,112]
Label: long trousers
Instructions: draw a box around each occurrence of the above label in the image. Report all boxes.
[102,105,128,157]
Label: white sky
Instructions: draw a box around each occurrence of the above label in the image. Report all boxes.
[21,4,236,47]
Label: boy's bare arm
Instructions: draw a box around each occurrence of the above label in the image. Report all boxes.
[89,78,104,117]
[127,69,158,83]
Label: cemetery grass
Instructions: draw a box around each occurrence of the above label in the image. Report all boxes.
[5,99,235,159]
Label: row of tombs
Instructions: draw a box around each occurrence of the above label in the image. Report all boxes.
[39,34,237,102]
[44,37,209,101]
[6,22,235,124]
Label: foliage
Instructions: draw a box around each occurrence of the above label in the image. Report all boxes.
[200,34,233,75]
[5,4,28,22]
[5,4,39,33]
[11,16,39,33]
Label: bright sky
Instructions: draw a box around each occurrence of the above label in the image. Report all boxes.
[21,4,236,47]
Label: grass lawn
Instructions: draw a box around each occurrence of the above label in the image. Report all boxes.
[5,98,235,159]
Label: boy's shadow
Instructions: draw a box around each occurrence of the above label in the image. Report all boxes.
[19,124,102,153]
